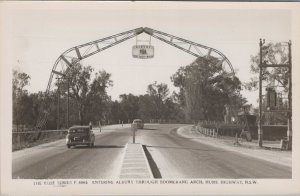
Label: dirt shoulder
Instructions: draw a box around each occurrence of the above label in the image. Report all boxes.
[177,125,292,167]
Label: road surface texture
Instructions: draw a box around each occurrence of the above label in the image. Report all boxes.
[136,124,291,178]
[12,124,291,179]
[12,126,132,179]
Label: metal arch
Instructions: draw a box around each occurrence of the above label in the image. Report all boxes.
[37,27,144,129]
[143,27,235,75]
[37,27,235,130]
[46,27,144,94]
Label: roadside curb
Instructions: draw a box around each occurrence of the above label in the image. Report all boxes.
[119,143,154,179]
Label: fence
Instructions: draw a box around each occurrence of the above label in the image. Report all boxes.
[195,120,288,142]
[197,121,246,136]
[193,120,253,142]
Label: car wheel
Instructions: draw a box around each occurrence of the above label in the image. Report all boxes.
[67,144,70,148]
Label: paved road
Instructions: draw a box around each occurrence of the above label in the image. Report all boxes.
[12,124,291,179]
[12,127,132,179]
[136,124,291,178]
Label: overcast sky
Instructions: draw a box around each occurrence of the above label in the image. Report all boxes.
[10,2,291,106]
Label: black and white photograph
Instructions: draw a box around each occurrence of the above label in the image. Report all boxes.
[1,1,300,195]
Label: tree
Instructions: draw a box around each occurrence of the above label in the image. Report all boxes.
[244,42,289,91]
[108,101,125,124]
[244,42,290,125]
[119,94,140,122]
[138,94,155,122]
[171,56,245,121]
[146,81,170,120]
[86,70,113,124]
[163,94,185,122]
[13,70,30,91]
[136,81,184,123]
[59,62,113,125]
[12,69,31,129]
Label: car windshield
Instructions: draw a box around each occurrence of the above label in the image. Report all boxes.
[69,128,89,133]
[134,120,141,123]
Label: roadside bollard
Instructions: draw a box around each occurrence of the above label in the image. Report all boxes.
[131,123,137,144]
[234,132,240,146]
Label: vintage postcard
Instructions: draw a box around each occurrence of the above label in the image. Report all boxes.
[1,1,300,195]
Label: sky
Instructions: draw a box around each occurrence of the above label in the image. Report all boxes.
[10,2,291,106]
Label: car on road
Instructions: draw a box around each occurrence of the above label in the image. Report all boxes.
[132,119,144,129]
[66,126,95,148]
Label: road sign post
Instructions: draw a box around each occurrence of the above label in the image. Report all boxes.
[131,123,137,144]
[287,41,292,149]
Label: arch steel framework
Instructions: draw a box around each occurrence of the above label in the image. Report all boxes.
[36,27,235,129]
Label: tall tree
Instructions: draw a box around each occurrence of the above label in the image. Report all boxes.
[119,93,140,122]
[59,62,113,125]
[146,81,170,120]
[138,94,155,122]
[86,70,113,124]
[12,70,30,94]
[244,42,290,125]
[108,101,125,124]
[171,56,244,121]
[244,42,289,91]
[12,69,31,128]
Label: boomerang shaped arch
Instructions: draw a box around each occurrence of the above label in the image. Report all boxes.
[36,27,235,129]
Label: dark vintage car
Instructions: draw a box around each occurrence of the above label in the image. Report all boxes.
[132,119,144,129]
[66,126,95,148]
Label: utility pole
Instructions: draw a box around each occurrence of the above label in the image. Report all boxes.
[67,76,69,129]
[258,39,264,147]
[52,70,69,129]
[258,39,292,149]
[287,41,292,149]
[57,78,61,130]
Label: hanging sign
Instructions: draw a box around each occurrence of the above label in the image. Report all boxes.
[132,45,154,59]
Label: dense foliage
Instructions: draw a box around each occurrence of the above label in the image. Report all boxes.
[244,42,290,125]
[171,56,246,121]
[13,55,249,129]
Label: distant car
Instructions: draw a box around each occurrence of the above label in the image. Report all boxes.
[66,126,95,148]
[132,119,144,129]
